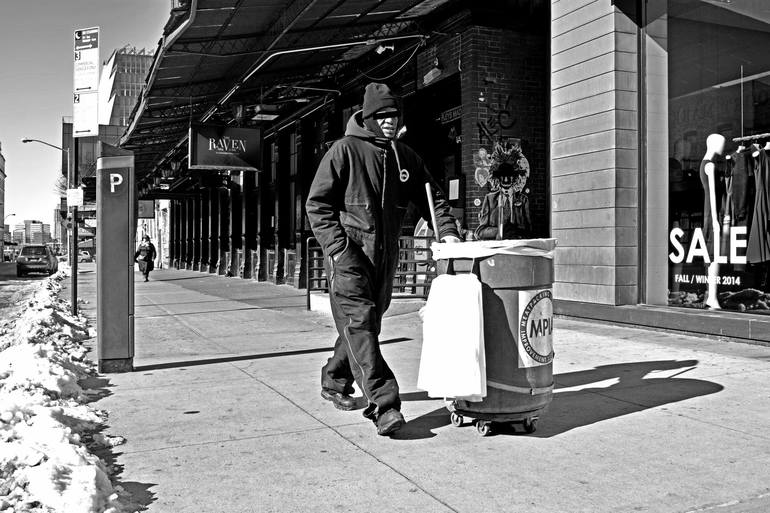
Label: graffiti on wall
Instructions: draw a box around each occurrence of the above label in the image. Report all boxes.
[473,148,493,188]
[473,142,533,240]
[477,94,518,146]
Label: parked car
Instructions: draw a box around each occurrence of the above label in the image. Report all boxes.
[16,245,59,277]
[77,250,93,263]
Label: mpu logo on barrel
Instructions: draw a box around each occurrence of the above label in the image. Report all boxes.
[518,289,555,367]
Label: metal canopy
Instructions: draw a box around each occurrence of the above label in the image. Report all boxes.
[121,0,454,182]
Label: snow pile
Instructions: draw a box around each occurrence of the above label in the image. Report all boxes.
[0,269,125,513]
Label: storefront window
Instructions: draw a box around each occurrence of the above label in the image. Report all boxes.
[665,0,770,312]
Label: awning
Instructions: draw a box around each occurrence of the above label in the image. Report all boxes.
[121,0,453,183]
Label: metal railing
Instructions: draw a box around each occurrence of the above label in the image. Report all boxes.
[306,237,328,310]
[393,235,436,299]
[305,235,436,310]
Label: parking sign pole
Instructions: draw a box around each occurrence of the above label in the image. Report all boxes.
[69,144,78,316]
[71,26,99,317]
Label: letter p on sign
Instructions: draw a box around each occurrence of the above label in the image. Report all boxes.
[110,173,123,193]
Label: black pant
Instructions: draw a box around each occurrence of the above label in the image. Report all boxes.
[321,243,400,419]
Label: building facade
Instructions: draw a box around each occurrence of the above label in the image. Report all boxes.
[546,0,770,340]
[98,47,154,127]
[11,224,23,245]
[14,220,52,245]
[121,0,770,343]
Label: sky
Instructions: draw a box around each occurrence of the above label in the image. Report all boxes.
[0,0,168,229]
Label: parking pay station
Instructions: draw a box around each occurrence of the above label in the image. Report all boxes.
[96,143,135,372]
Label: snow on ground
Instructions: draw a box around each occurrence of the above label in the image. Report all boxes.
[1,267,127,513]
[0,279,38,321]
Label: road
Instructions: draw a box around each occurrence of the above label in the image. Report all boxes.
[0,262,49,318]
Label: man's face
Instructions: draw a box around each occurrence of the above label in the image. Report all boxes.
[373,108,399,139]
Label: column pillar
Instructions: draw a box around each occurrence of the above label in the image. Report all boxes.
[185,197,194,269]
[241,171,257,279]
[217,186,229,275]
[169,200,177,268]
[177,200,185,269]
[192,192,201,271]
[208,186,219,273]
[228,178,242,277]
[550,3,639,305]
[200,190,210,272]
[177,200,187,269]
[272,139,285,285]
[257,179,270,281]
[171,201,177,268]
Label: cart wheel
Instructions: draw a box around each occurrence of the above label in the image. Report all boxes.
[523,418,538,434]
[476,421,492,437]
[450,412,463,427]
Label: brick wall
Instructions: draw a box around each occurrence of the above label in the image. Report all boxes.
[416,33,462,90]
[460,25,549,234]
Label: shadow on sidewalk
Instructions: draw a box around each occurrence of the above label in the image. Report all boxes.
[136,305,272,319]
[133,337,412,372]
[136,303,310,319]
[78,375,157,510]
[142,275,209,282]
[395,359,724,440]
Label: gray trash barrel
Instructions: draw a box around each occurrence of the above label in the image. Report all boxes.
[433,239,557,436]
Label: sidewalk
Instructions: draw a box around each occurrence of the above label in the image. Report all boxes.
[71,265,770,513]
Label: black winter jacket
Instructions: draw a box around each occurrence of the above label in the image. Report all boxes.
[306,111,458,267]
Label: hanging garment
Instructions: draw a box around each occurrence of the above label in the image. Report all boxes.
[418,273,486,401]
[748,150,770,263]
[729,149,756,227]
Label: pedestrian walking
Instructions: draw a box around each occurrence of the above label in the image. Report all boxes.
[134,235,157,282]
[306,83,461,436]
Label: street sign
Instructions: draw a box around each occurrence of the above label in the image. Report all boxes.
[73,92,98,137]
[66,188,84,207]
[73,27,99,93]
[437,106,462,124]
[73,27,99,138]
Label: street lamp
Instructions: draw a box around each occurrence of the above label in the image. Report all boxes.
[21,137,78,315]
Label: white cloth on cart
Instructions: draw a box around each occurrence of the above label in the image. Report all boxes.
[418,273,486,401]
[431,238,557,260]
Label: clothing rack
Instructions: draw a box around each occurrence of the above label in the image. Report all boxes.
[733,132,770,142]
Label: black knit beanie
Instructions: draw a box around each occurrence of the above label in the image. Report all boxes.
[362,83,399,119]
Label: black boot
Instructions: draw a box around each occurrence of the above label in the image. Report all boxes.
[376,408,405,436]
[321,388,355,411]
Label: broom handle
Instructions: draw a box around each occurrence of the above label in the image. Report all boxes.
[425,182,441,243]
